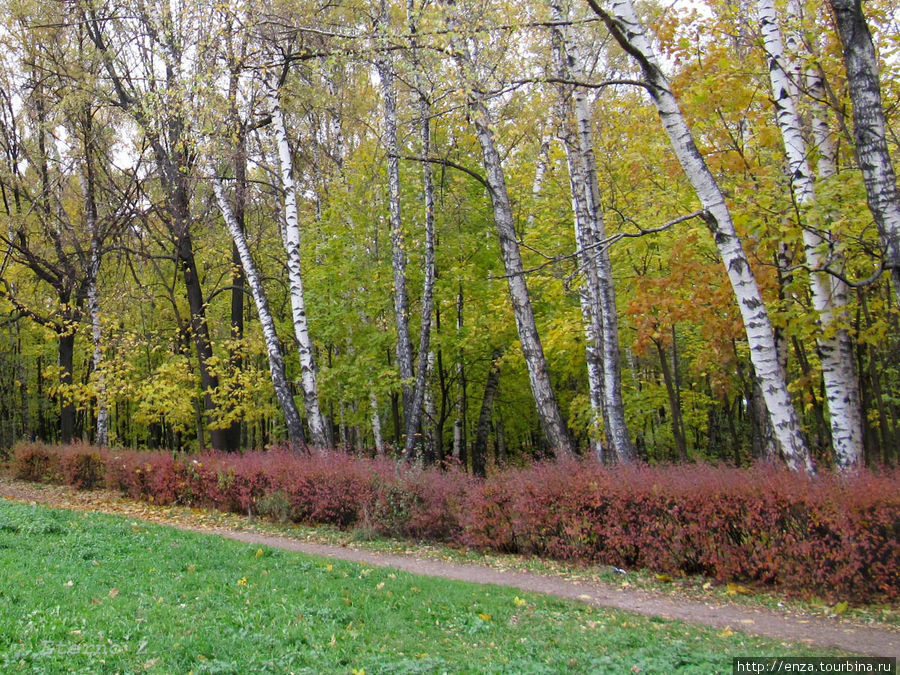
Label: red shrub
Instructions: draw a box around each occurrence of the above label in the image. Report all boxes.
[58,444,106,490]
[11,442,60,482]
[10,443,899,603]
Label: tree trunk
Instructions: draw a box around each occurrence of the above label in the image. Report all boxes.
[828,0,900,308]
[58,329,75,444]
[210,171,306,447]
[402,8,437,456]
[759,0,864,469]
[473,348,503,477]
[453,283,467,465]
[370,391,385,456]
[271,91,330,448]
[550,3,634,461]
[587,0,812,471]
[655,337,687,460]
[223,126,249,452]
[448,36,574,456]
[377,0,415,429]
[81,130,108,447]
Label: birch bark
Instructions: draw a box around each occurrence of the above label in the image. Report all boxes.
[80,122,108,447]
[271,91,330,448]
[210,171,306,446]
[402,0,437,458]
[586,0,813,471]
[828,0,900,308]
[551,0,634,461]
[449,27,575,456]
[376,0,415,427]
[759,0,863,468]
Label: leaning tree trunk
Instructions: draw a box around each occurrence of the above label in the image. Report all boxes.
[759,0,863,469]
[828,0,900,309]
[210,170,306,447]
[271,91,330,448]
[377,0,415,430]
[587,0,812,472]
[464,88,575,456]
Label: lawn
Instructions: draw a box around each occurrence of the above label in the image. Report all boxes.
[0,499,845,673]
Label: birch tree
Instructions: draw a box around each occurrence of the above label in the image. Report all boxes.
[758,0,863,468]
[550,0,634,462]
[827,0,900,309]
[446,4,575,457]
[270,87,330,448]
[376,0,415,432]
[585,0,813,471]
[401,0,437,458]
[209,169,306,446]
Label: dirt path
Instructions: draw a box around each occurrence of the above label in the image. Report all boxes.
[1,477,897,658]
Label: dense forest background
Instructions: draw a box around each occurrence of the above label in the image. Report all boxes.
[0,0,898,472]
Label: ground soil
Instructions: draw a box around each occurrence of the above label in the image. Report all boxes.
[1,476,897,658]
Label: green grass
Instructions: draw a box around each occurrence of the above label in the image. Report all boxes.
[0,500,846,674]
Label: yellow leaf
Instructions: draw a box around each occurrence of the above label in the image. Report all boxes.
[655,574,673,583]
[513,596,527,607]
[255,548,264,558]
[726,583,751,595]
[832,601,849,615]
[237,577,247,586]
[477,613,491,621]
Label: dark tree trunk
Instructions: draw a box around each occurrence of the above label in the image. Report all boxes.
[472,348,503,477]
[58,330,75,444]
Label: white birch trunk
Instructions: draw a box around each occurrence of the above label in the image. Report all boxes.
[87,241,108,447]
[452,283,465,462]
[402,1,437,457]
[588,0,813,471]
[370,391,385,456]
[81,155,108,447]
[450,38,575,456]
[270,92,330,448]
[828,0,900,308]
[551,0,635,461]
[377,0,415,426]
[526,136,551,232]
[760,0,864,468]
[210,170,306,446]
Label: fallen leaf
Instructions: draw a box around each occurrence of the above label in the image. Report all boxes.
[726,583,751,595]
[108,588,119,598]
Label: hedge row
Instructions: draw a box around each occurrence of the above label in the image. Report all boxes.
[8,441,899,604]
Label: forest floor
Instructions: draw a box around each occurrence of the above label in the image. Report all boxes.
[1,474,897,658]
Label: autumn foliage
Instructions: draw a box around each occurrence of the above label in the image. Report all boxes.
[9,441,899,603]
